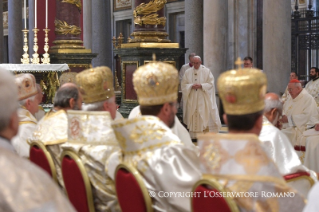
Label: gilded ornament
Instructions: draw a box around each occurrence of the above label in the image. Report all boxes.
[42,72,60,103]
[133,0,167,26]
[61,0,82,12]
[54,19,81,35]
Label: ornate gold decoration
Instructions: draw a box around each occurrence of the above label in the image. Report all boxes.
[217,57,267,115]
[15,73,38,100]
[133,0,166,26]
[41,29,50,64]
[112,33,124,49]
[31,28,40,64]
[133,61,178,106]
[59,72,77,85]
[76,66,115,104]
[21,29,30,64]
[121,42,179,48]
[42,72,60,103]
[114,70,121,91]
[61,0,82,12]
[54,19,81,35]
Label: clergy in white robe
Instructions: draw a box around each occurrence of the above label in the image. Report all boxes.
[281,72,298,103]
[305,67,319,106]
[128,105,195,150]
[181,56,221,139]
[281,79,318,147]
[12,74,39,158]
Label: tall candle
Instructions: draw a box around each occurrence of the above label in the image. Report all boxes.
[35,0,37,28]
[24,0,26,29]
[45,0,48,28]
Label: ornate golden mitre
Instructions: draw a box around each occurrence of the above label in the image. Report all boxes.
[217,67,267,115]
[59,72,77,85]
[15,73,38,101]
[133,62,178,106]
[76,66,114,104]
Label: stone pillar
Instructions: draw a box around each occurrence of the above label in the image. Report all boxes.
[203,0,227,80]
[263,0,291,94]
[83,0,92,50]
[185,0,203,62]
[0,0,3,63]
[8,0,23,63]
[28,0,34,57]
[92,0,112,67]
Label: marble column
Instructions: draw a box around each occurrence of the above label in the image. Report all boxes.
[203,0,227,81]
[83,0,92,50]
[0,0,4,63]
[185,0,203,62]
[8,0,23,63]
[263,0,291,94]
[92,0,112,67]
[28,0,34,57]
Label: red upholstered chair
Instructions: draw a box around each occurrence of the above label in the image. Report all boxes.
[115,163,153,212]
[294,145,306,163]
[284,171,315,197]
[61,150,95,212]
[191,176,239,212]
[29,140,57,183]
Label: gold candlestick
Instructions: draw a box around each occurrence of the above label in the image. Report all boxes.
[41,28,50,64]
[31,28,40,64]
[21,29,30,64]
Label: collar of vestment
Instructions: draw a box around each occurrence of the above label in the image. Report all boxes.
[111,115,181,155]
[0,136,15,152]
[292,89,307,102]
[262,116,272,126]
[30,110,68,145]
[18,106,37,125]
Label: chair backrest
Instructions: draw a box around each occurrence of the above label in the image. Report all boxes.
[61,150,95,212]
[191,177,239,212]
[115,163,153,212]
[29,140,57,182]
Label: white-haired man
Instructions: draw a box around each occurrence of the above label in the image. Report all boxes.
[0,69,75,211]
[259,93,317,197]
[12,73,39,158]
[280,79,318,151]
[61,66,121,211]
[181,55,221,139]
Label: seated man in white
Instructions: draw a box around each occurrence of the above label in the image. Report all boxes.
[259,92,317,197]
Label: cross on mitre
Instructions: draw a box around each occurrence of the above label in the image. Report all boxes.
[235,57,244,70]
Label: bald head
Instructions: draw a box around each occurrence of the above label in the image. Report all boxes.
[265,93,280,101]
[60,82,77,89]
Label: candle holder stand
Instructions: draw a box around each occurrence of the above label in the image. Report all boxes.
[21,29,30,64]
[41,28,50,64]
[31,28,40,64]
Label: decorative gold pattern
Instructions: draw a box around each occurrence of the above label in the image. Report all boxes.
[217,58,267,115]
[31,29,40,64]
[144,60,176,67]
[133,62,178,106]
[121,42,179,48]
[42,72,60,103]
[133,0,166,26]
[15,73,38,100]
[21,29,30,64]
[41,29,50,64]
[59,72,77,85]
[54,19,81,35]
[76,66,114,104]
[61,0,82,11]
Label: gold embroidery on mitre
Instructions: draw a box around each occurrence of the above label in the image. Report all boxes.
[76,66,114,104]
[133,62,178,106]
[15,73,38,100]
[217,59,267,115]
[234,141,270,175]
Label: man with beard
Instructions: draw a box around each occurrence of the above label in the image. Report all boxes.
[30,83,82,187]
[305,67,319,106]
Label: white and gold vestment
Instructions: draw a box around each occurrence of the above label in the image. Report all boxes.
[61,110,120,212]
[12,107,37,158]
[305,78,319,107]
[0,137,75,211]
[107,116,201,212]
[282,89,318,146]
[198,133,306,212]
[259,116,317,197]
[30,109,68,186]
[181,65,221,138]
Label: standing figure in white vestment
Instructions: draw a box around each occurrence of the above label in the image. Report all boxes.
[30,83,83,187]
[305,67,319,106]
[62,66,121,212]
[198,65,305,211]
[181,56,221,139]
[34,84,46,121]
[108,62,201,212]
[259,93,317,197]
[0,69,75,212]
[304,123,319,172]
[280,79,318,148]
[281,72,299,103]
[128,105,195,149]
[11,73,39,158]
